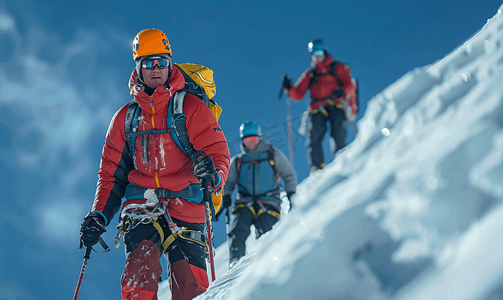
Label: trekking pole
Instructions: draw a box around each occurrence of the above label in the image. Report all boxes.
[73,246,92,300]
[225,207,231,252]
[202,178,216,282]
[286,97,295,167]
[279,84,295,167]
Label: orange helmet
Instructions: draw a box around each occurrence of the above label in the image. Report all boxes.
[132,28,172,61]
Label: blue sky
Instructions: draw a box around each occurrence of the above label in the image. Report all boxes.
[0,0,501,299]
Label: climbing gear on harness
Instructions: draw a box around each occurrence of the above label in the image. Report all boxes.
[308,98,343,117]
[114,202,207,254]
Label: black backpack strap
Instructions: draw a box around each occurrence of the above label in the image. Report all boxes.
[267,146,280,188]
[125,101,175,157]
[308,68,317,89]
[124,101,141,154]
[236,154,243,172]
[169,91,202,163]
[266,146,278,176]
[330,61,345,87]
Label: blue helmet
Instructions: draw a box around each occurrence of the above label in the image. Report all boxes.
[308,39,325,53]
[239,121,262,139]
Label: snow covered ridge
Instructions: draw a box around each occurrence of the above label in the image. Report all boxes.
[160,5,503,300]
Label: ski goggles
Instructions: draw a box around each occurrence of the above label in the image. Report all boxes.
[312,50,324,57]
[142,58,170,69]
[243,136,259,142]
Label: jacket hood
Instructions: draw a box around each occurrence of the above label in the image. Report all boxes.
[128,65,186,115]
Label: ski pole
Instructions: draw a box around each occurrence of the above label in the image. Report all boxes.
[279,84,295,166]
[73,246,92,300]
[202,178,216,282]
[225,207,231,259]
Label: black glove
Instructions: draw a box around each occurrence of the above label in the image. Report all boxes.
[287,191,295,212]
[222,195,232,209]
[282,74,293,90]
[332,88,345,98]
[80,212,106,249]
[194,155,217,184]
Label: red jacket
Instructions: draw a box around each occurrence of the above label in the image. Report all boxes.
[91,66,230,224]
[288,54,356,113]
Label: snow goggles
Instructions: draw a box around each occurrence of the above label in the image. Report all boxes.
[312,50,324,57]
[142,58,169,69]
[243,136,259,142]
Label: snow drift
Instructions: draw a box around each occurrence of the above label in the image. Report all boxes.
[157,5,503,300]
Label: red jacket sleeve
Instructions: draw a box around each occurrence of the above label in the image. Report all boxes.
[184,95,230,187]
[91,103,133,224]
[287,69,312,102]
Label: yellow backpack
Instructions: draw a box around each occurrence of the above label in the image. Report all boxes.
[174,63,223,215]
[175,63,222,122]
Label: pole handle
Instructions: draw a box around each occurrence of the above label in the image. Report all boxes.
[83,246,92,260]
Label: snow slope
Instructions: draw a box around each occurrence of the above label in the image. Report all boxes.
[158,5,503,300]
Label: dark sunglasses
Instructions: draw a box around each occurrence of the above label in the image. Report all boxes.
[142,58,169,69]
[243,136,259,142]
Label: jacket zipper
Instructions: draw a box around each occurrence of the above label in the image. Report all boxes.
[149,95,161,188]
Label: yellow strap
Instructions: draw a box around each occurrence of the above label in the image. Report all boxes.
[257,208,280,219]
[309,106,329,116]
[249,206,257,218]
[151,217,164,243]
[232,203,246,213]
[267,210,281,219]
[162,233,177,251]
[115,217,164,250]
